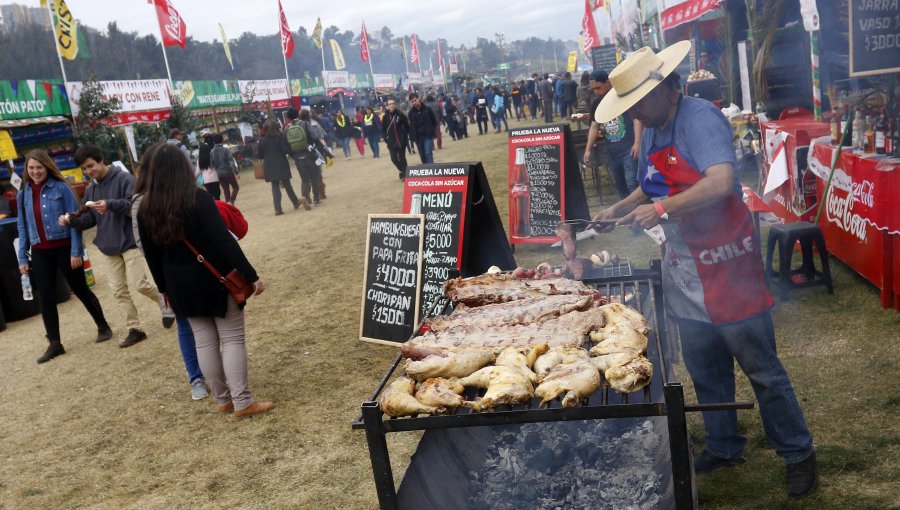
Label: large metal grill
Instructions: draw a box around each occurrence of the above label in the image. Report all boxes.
[354,261,753,510]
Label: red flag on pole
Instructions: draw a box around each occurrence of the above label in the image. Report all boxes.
[278,0,294,58]
[582,0,601,53]
[410,34,419,65]
[152,0,187,48]
[360,21,370,62]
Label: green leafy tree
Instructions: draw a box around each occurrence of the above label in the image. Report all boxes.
[73,76,125,165]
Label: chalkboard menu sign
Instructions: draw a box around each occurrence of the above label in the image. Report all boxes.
[359,214,424,346]
[591,44,618,73]
[403,162,515,319]
[508,124,590,244]
[849,0,900,77]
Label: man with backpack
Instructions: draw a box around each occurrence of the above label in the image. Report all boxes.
[285,108,327,205]
[209,134,239,204]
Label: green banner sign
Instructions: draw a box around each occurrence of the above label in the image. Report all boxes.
[350,74,374,89]
[291,78,326,97]
[0,80,71,120]
[173,80,242,109]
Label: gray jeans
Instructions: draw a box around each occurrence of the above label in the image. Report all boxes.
[189,297,253,411]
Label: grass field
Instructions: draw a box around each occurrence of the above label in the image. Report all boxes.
[1,118,898,509]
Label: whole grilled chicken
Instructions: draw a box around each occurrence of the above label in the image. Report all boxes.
[379,376,438,417]
[494,343,549,383]
[415,378,466,409]
[459,366,534,412]
[605,355,653,393]
[405,351,496,381]
[589,324,648,355]
[535,359,602,407]
[533,346,590,378]
[596,303,651,335]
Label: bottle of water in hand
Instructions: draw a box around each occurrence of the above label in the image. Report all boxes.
[21,274,33,301]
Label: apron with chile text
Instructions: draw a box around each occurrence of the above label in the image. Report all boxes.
[642,104,773,324]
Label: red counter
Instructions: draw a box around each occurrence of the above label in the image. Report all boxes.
[809,142,899,310]
[759,117,831,223]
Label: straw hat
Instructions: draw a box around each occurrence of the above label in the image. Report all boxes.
[594,40,692,124]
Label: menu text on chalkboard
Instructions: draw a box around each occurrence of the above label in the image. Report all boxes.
[359,214,424,346]
[403,165,470,319]
[591,44,618,74]
[508,125,566,243]
[850,0,900,77]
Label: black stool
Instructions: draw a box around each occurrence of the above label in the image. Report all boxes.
[765,222,833,298]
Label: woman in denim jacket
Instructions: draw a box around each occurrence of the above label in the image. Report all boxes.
[17,150,111,364]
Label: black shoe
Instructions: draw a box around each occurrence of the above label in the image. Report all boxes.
[37,340,65,364]
[119,329,147,348]
[694,449,746,474]
[399,172,405,181]
[786,452,818,498]
[162,316,175,329]
[96,326,113,343]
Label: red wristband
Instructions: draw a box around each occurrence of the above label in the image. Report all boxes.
[654,201,669,220]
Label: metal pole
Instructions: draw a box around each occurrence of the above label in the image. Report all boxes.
[361,402,398,510]
[664,383,697,510]
[150,1,175,86]
[44,1,69,85]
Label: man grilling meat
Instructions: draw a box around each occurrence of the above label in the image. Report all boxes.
[591,41,817,499]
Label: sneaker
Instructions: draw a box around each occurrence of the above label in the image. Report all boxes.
[694,449,746,474]
[191,378,209,401]
[37,340,65,364]
[162,316,175,329]
[95,326,113,343]
[119,329,147,348]
[786,452,818,498]
[233,401,274,418]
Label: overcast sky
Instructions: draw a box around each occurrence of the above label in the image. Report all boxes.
[2,0,587,47]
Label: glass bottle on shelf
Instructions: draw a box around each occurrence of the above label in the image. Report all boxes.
[510,147,532,238]
[852,109,864,148]
[875,110,887,155]
[841,103,852,147]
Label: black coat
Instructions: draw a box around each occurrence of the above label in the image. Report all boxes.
[257,134,293,182]
[381,110,410,149]
[139,188,258,318]
[408,105,436,142]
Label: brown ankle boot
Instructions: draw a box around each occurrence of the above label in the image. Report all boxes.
[218,402,234,413]
[233,401,274,418]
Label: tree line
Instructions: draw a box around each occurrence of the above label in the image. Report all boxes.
[0,20,578,82]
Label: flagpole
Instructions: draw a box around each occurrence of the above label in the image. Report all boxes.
[279,5,291,100]
[319,17,327,71]
[44,0,75,136]
[44,1,69,84]
[150,1,174,85]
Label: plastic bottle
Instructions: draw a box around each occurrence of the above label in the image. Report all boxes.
[852,109,863,148]
[21,274,33,301]
[841,103,852,147]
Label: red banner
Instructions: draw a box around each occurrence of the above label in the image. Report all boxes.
[152,0,186,48]
[278,0,294,58]
[410,34,419,65]
[360,21,370,63]
[582,0,600,53]
[107,109,172,126]
[661,0,722,31]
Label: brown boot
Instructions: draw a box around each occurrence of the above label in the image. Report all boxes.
[319,178,327,199]
[218,402,234,413]
[233,401,274,418]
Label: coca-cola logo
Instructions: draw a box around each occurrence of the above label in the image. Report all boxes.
[825,186,867,242]
[851,179,874,208]
[163,1,183,44]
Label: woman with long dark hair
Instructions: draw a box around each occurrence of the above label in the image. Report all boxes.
[138,144,272,418]
[196,134,220,199]
[17,150,111,363]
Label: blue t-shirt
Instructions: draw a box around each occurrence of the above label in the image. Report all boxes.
[638,96,738,199]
